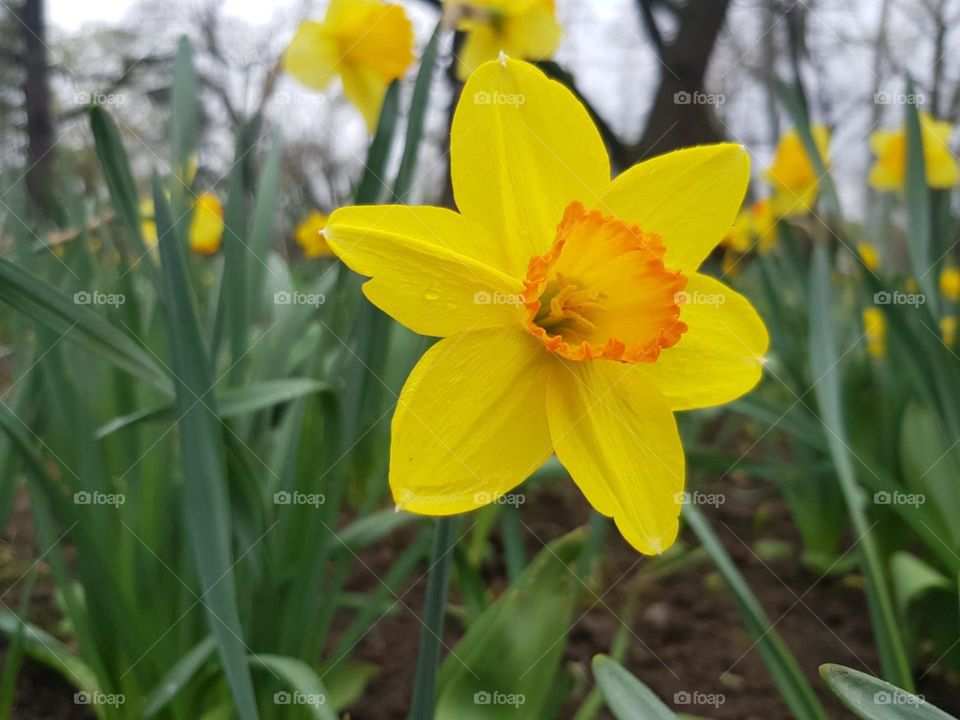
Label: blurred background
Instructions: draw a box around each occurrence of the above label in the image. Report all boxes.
[3,1,960,719]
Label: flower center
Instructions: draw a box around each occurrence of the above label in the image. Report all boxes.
[521,201,688,363]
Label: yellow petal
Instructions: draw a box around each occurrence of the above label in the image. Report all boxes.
[868,160,902,192]
[282,21,339,91]
[390,329,554,513]
[340,65,391,132]
[596,144,750,272]
[325,205,525,337]
[636,273,769,410]
[295,211,333,258]
[189,193,224,255]
[546,360,683,555]
[926,152,959,189]
[507,1,563,59]
[457,25,503,80]
[451,58,610,276]
[337,4,414,83]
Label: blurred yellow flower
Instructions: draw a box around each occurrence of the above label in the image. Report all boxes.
[765,126,830,217]
[941,315,957,346]
[722,198,776,256]
[189,193,224,256]
[857,243,879,271]
[140,198,158,246]
[283,0,414,131]
[863,307,887,358]
[869,113,958,191]
[325,59,768,555]
[295,211,334,258]
[940,267,960,301]
[446,0,562,80]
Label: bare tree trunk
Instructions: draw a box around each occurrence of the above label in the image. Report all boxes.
[635,0,731,158]
[20,0,55,213]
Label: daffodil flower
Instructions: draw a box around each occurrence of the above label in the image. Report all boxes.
[941,315,957,347]
[446,0,562,80]
[283,0,415,132]
[765,126,830,217]
[939,267,960,302]
[869,113,958,191]
[863,307,887,358]
[140,197,159,247]
[295,211,335,258]
[720,198,777,272]
[857,242,879,272]
[189,193,224,256]
[325,59,768,555]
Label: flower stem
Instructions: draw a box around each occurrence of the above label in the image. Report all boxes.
[409,516,457,720]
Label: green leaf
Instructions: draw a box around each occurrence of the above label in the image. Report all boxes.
[89,105,158,282]
[591,655,676,720]
[332,508,417,554]
[152,177,260,720]
[247,133,283,311]
[435,529,585,719]
[170,35,198,176]
[683,504,828,720]
[355,81,401,205]
[889,551,951,615]
[819,664,956,719]
[0,258,170,393]
[323,661,380,712]
[809,244,913,691]
[392,22,441,202]
[142,637,217,717]
[94,378,331,438]
[903,75,937,316]
[251,655,338,720]
[0,611,98,693]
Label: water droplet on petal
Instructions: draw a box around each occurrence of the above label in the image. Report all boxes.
[424,288,440,301]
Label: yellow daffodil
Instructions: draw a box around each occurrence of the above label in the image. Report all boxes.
[189,193,224,256]
[863,307,887,358]
[295,211,335,258]
[869,113,958,191]
[765,126,830,217]
[445,0,562,80]
[140,198,158,247]
[721,198,776,263]
[941,315,957,346]
[283,0,414,132]
[857,243,879,272]
[940,267,960,301]
[325,59,768,555]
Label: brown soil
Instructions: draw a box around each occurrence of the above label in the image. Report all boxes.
[3,474,959,719]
